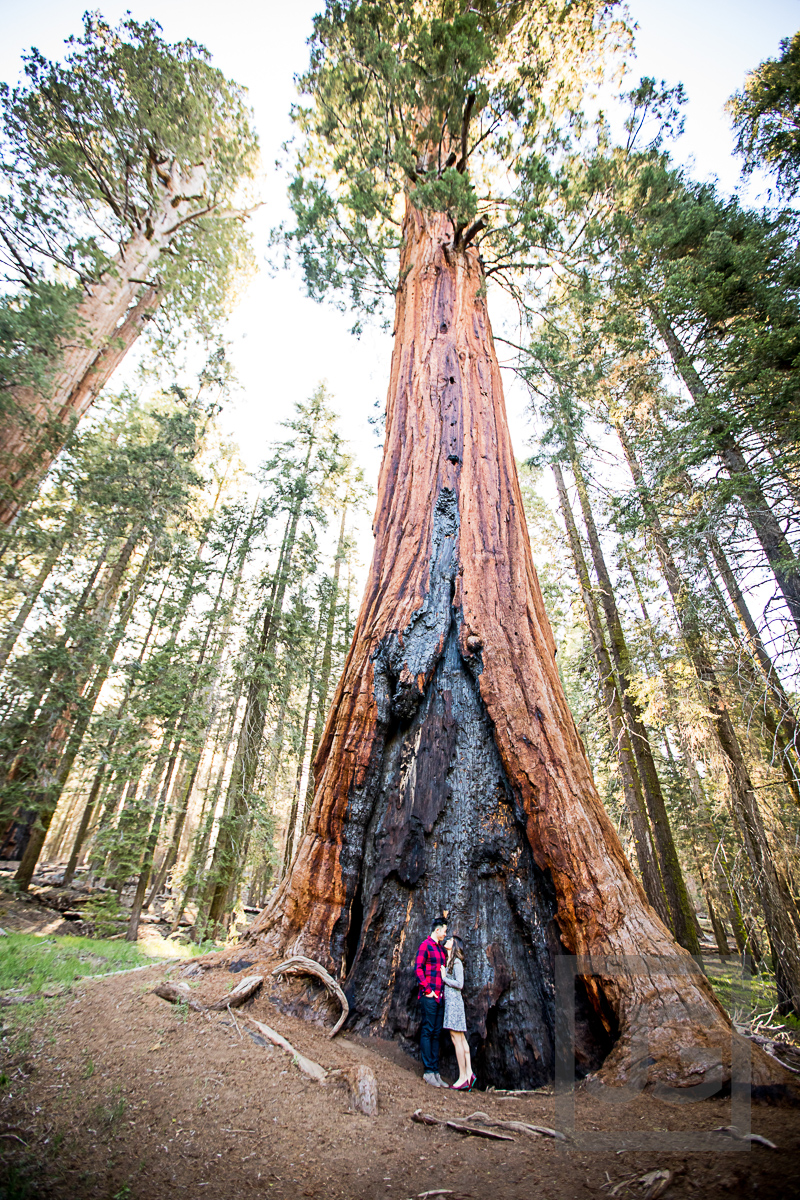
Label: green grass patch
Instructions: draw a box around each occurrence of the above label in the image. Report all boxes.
[0,931,218,1053]
[703,953,780,1024]
[0,930,213,1001]
[0,934,151,997]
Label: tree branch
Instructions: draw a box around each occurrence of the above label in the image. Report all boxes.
[459,217,486,247]
[457,93,475,174]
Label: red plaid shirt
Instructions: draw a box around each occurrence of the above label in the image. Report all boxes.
[415,936,446,1001]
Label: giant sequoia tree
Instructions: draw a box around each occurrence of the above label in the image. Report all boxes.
[0,14,258,523]
[242,0,788,1091]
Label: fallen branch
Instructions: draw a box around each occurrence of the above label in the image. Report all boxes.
[486,1088,541,1097]
[461,1110,567,1142]
[245,1016,328,1083]
[713,1125,777,1149]
[749,1034,800,1074]
[271,956,349,1037]
[609,1170,673,1200]
[639,1171,673,1200]
[411,1109,515,1141]
[208,974,263,1011]
[227,1004,243,1039]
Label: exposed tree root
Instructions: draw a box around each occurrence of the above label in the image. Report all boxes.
[271,955,348,1036]
[207,974,263,1011]
[245,1016,328,1083]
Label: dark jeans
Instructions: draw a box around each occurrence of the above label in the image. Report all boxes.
[419,994,444,1073]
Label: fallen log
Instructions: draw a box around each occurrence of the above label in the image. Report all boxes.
[271,956,349,1037]
[245,1016,328,1083]
[152,981,205,1013]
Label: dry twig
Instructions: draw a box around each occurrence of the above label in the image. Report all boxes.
[713,1125,778,1149]
[411,1110,515,1141]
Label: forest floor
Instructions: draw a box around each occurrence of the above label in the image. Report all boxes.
[0,947,799,1200]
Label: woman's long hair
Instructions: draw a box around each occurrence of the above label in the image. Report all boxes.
[446,935,464,972]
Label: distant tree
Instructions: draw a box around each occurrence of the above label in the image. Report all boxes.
[0,13,259,523]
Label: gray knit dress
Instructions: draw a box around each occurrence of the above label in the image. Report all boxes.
[442,959,466,1032]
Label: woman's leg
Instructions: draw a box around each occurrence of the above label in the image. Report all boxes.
[450,1031,467,1084]
[463,1034,473,1080]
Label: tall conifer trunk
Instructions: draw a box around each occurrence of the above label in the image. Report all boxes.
[565,440,699,954]
[652,309,800,637]
[244,203,779,1090]
[615,418,800,1014]
[0,160,207,526]
[552,464,667,922]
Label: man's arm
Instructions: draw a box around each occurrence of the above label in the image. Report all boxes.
[415,941,430,991]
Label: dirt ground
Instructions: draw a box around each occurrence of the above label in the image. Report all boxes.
[1,959,799,1200]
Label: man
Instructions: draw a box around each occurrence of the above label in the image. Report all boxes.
[415,916,449,1087]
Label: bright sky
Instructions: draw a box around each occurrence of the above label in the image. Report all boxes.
[1,0,798,555]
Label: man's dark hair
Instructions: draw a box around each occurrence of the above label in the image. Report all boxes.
[431,916,447,932]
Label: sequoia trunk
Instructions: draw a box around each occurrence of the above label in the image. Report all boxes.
[246,203,786,1091]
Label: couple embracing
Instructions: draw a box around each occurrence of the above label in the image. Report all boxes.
[415,915,475,1090]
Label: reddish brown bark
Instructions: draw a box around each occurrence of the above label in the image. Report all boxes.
[245,202,789,1093]
[0,285,160,526]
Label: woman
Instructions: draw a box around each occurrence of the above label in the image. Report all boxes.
[441,935,475,1090]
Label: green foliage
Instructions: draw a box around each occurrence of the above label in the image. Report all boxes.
[606,158,800,457]
[0,281,82,399]
[0,384,211,831]
[81,893,128,937]
[0,12,259,388]
[280,0,629,318]
[729,30,800,196]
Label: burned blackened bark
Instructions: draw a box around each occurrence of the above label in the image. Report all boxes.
[246,204,788,1092]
